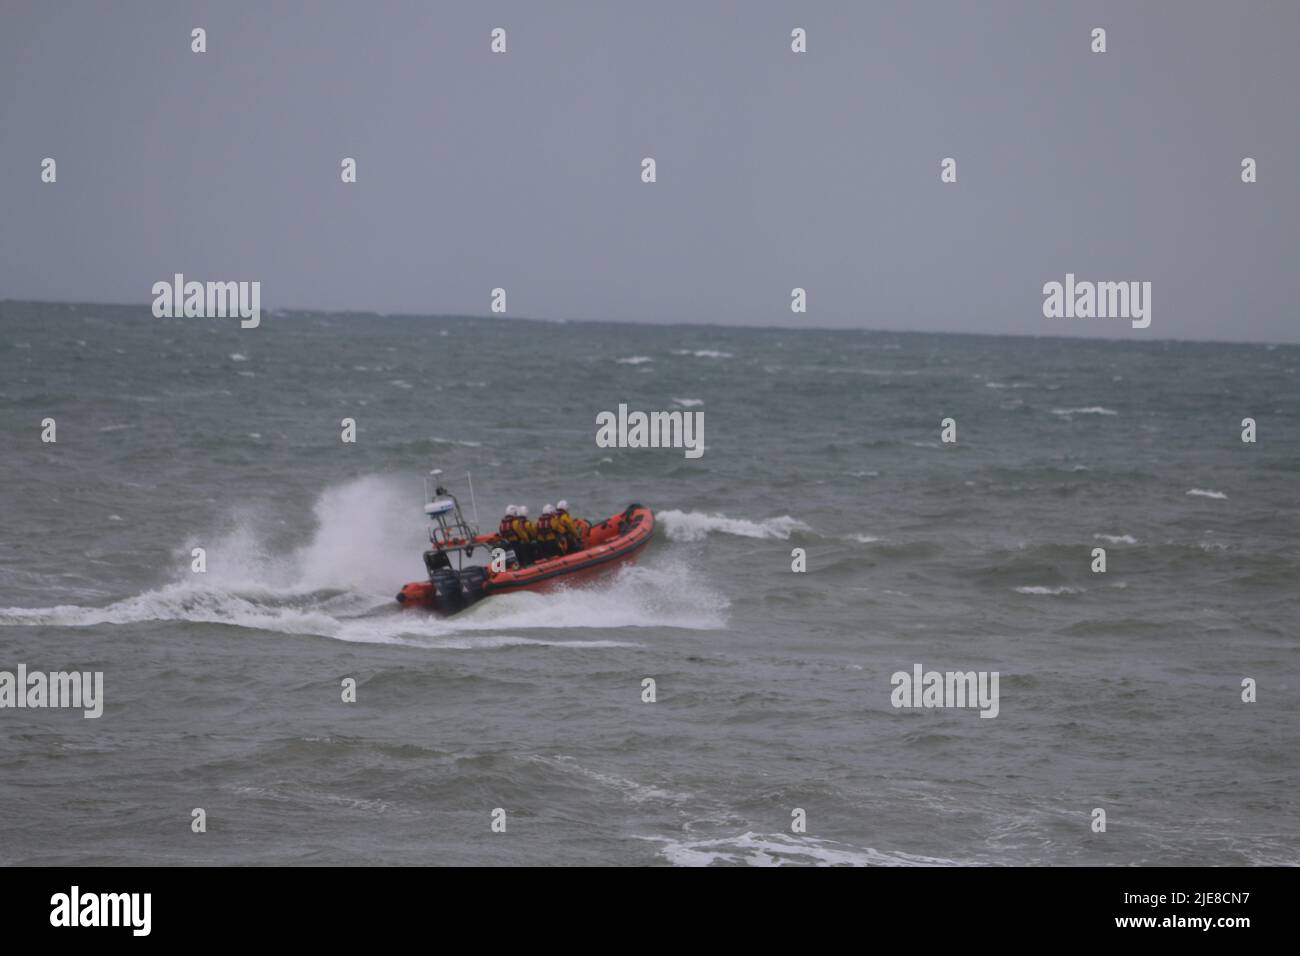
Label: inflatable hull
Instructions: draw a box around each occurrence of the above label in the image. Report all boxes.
[396,504,653,614]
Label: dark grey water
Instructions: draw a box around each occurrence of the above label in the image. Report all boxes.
[1,301,1297,864]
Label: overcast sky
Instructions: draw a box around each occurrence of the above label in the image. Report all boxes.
[1,1,1296,342]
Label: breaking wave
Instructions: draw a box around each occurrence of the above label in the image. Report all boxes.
[1093,533,1138,544]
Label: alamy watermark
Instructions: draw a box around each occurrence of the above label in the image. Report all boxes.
[50,886,150,936]
[0,664,103,718]
[595,403,704,459]
[151,273,261,328]
[890,663,999,718]
[1043,273,1151,329]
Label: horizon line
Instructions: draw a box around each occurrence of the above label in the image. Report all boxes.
[2,296,1294,350]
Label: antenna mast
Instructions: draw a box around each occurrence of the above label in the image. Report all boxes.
[466,472,480,528]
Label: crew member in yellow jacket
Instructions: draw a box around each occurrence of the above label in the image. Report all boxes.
[496,504,535,567]
[534,504,562,558]
[554,499,584,553]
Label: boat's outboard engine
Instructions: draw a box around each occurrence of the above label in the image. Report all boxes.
[428,566,490,614]
[458,566,489,605]
[428,569,466,613]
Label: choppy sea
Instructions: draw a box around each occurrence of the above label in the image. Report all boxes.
[1,301,1297,865]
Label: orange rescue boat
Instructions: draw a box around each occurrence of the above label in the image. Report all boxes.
[395,476,653,615]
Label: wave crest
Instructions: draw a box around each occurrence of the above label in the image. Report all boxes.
[657,510,810,542]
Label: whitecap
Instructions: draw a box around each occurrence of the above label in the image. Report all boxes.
[658,510,809,542]
[1051,407,1117,416]
[642,831,963,867]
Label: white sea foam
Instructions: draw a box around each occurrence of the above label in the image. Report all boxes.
[1013,586,1085,595]
[658,509,810,542]
[644,831,963,867]
[616,355,653,364]
[1186,488,1228,500]
[0,565,723,645]
[672,397,704,407]
[1051,407,1117,416]
[1093,533,1137,544]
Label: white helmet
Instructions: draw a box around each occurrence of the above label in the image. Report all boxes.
[519,505,529,517]
[542,503,555,515]
[557,500,569,511]
[506,505,518,516]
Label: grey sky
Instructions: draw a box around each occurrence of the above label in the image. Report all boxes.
[1,0,1296,342]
